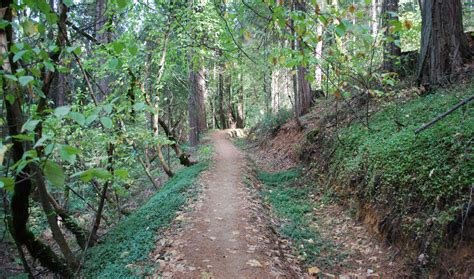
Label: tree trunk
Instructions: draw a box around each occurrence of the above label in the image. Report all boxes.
[417,0,471,85]
[236,73,244,128]
[372,0,379,35]
[188,65,207,146]
[382,0,401,72]
[152,111,174,177]
[294,0,313,116]
[218,60,227,129]
[188,70,198,146]
[95,0,111,100]
[225,73,236,129]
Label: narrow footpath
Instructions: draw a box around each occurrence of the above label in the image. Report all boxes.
[154,131,298,278]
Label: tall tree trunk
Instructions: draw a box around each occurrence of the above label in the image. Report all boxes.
[382,0,401,72]
[49,0,67,107]
[218,59,227,129]
[225,72,236,128]
[188,65,207,145]
[95,0,111,100]
[372,0,379,35]
[417,0,471,85]
[197,68,207,133]
[294,0,313,116]
[236,73,244,128]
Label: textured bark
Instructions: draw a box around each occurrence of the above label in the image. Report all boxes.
[296,65,312,116]
[225,73,236,129]
[382,0,401,72]
[188,66,207,146]
[51,0,68,107]
[95,0,111,99]
[417,0,471,85]
[294,0,313,117]
[235,73,244,128]
[372,0,379,35]
[218,61,227,129]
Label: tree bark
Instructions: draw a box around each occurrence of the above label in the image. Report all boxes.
[218,59,227,129]
[236,73,244,128]
[382,0,401,72]
[294,0,313,117]
[417,0,471,85]
[372,0,379,36]
[95,0,111,100]
[188,65,207,145]
[225,72,236,128]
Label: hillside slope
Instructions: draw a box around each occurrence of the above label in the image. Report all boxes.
[250,84,473,276]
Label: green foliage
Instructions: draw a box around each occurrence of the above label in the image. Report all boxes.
[257,168,340,267]
[333,87,474,258]
[259,109,293,135]
[82,162,208,278]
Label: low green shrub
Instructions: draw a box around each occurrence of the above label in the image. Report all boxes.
[259,108,293,135]
[333,87,473,262]
[257,168,341,268]
[82,162,208,278]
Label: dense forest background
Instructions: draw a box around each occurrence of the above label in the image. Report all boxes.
[0,0,473,277]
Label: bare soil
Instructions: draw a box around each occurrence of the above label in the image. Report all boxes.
[154,131,302,278]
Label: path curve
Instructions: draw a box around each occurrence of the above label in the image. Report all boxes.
[156,131,293,278]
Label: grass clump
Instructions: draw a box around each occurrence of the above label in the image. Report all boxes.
[82,162,208,278]
[333,87,473,261]
[257,168,340,268]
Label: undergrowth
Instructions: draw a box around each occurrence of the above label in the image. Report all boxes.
[333,87,473,264]
[82,162,208,278]
[257,108,293,136]
[257,168,342,268]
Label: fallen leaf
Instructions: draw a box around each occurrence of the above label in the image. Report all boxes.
[246,259,262,267]
[308,266,321,275]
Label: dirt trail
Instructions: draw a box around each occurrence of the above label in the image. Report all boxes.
[155,131,295,278]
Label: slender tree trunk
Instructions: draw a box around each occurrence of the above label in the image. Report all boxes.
[95,0,110,100]
[382,0,401,72]
[417,0,471,85]
[236,73,244,128]
[32,165,78,268]
[152,111,174,177]
[218,59,227,129]
[188,70,199,146]
[225,72,236,128]
[372,0,379,35]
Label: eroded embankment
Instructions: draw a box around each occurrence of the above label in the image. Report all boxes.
[248,85,474,277]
